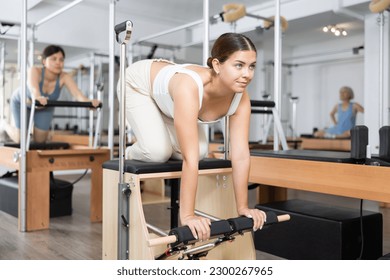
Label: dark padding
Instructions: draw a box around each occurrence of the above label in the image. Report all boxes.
[102,158,231,174]
[4,141,70,150]
[227,211,279,234]
[379,126,390,161]
[35,100,102,108]
[169,220,232,247]
[350,125,368,160]
[250,149,355,163]
[250,100,275,108]
[168,212,281,248]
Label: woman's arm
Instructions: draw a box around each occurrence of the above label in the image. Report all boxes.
[27,67,47,105]
[171,74,211,241]
[329,105,338,125]
[62,72,100,107]
[229,92,266,231]
[353,102,364,114]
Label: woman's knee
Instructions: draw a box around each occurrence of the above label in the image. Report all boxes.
[127,142,172,162]
[145,145,172,162]
[33,128,49,143]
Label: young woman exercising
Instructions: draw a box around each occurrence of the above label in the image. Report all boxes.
[122,32,266,241]
[1,44,100,143]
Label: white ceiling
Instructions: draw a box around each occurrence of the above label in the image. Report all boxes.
[0,0,373,65]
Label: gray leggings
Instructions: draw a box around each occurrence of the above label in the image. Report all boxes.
[11,91,54,131]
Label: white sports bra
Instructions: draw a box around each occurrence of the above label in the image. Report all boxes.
[152,63,242,123]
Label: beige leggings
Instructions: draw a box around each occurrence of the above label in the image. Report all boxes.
[121,59,208,162]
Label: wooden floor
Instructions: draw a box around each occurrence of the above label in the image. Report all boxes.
[0,172,389,260]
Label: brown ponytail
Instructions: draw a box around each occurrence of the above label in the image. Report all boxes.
[207,33,256,69]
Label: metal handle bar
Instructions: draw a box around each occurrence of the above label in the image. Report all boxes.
[35,100,102,108]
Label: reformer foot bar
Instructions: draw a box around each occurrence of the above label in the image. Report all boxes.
[149,212,290,260]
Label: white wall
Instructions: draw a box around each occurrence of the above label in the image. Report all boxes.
[292,56,364,135]
[244,33,366,140]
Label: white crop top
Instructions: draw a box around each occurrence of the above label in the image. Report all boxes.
[152,63,242,123]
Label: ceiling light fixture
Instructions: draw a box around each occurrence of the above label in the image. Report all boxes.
[322,25,347,37]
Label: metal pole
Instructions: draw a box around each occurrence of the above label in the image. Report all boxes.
[134,19,203,44]
[379,12,384,128]
[203,0,209,66]
[118,42,127,186]
[0,42,5,120]
[0,34,20,40]
[273,0,282,151]
[28,26,35,68]
[19,0,28,232]
[290,97,298,139]
[108,0,116,159]
[224,116,230,159]
[35,0,83,27]
[115,20,133,260]
[89,53,95,147]
[203,0,212,156]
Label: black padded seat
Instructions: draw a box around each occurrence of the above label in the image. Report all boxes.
[4,141,70,150]
[0,176,18,217]
[102,158,231,174]
[0,174,73,218]
[250,149,355,163]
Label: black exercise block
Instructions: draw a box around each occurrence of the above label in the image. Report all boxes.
[379,126,390,161]
[350,125,368,160]
[0,176,18,217]
[254,199,383,260]
[49,177,74,217]
[0,175,73,218]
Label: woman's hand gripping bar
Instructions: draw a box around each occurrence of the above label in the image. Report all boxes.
[148,212,290,248]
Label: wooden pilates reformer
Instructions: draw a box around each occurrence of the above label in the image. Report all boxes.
[250,126,390,205]
[300,137,351,151]
[0,100,110,231]
[249,149,390,204]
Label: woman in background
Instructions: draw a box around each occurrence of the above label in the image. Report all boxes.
[0,44,100,143]
[314,86,364,138]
